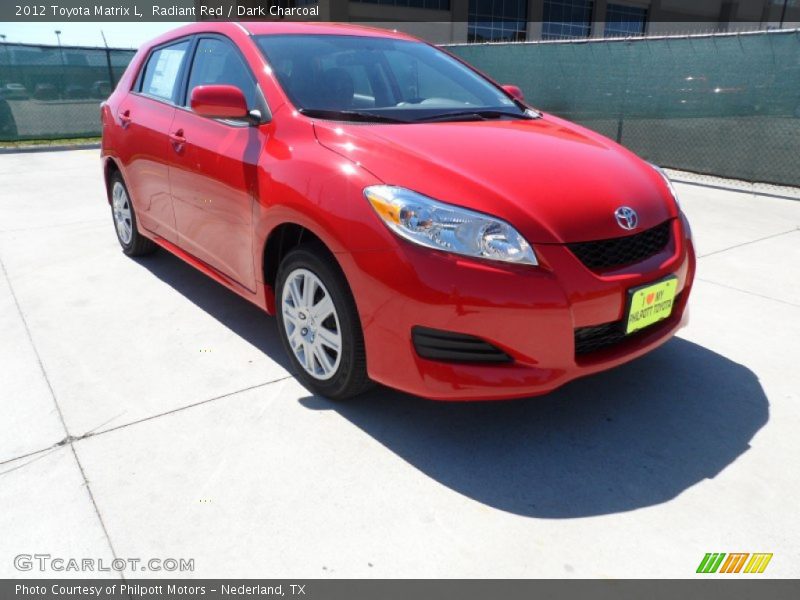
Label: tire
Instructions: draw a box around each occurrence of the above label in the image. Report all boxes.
[109,171,156,257]
[276,244,371,400]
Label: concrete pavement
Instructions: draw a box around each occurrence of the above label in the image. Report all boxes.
[1,149,798,578]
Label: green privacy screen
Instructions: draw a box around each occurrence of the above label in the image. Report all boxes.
[446,29,800,187]
[0,43,135,142]
[2,31,799,186]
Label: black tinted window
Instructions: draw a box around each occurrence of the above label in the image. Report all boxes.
[186,38,257,108]
[140,40,190,102]
[255,34,519,119]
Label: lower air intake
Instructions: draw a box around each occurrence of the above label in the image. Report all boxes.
[412,327,512,364]
[574,292,682,355]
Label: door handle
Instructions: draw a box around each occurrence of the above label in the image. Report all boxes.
[169,129,186,148]
[119,109,131,127]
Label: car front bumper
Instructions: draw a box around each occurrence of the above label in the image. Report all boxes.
[339,217,696,401]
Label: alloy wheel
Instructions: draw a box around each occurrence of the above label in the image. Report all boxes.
[281,268,343,380]
[111,181,133,245]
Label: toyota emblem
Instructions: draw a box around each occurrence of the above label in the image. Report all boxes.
[614,206,639,230]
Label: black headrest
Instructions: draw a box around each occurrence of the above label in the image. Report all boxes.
[321,68,355,109]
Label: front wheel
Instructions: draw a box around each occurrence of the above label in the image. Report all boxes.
[276,244,371,400]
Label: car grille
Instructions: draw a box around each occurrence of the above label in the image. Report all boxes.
[412,326,512,363]
[574,292,682,356]
[567,220,672,270]
[574,322,628,356]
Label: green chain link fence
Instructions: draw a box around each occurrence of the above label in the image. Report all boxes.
[445,28,800,188]
[2,30,799,188]
[0,43,135,141]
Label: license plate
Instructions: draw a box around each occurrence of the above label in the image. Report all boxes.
[626,277,678,334]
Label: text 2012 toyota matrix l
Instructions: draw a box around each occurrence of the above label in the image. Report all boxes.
[101,22,695,401]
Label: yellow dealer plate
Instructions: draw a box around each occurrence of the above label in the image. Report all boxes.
[626,277,678,334]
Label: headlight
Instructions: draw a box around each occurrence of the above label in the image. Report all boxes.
[650,163,681,210]
[364,185,538,266]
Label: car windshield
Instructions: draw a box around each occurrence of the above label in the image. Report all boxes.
[254,34,527,123]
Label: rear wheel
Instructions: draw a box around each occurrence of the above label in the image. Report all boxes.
[109,171,156,257]
[276,244,371,400]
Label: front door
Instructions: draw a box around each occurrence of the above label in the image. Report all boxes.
[168,36,265,292]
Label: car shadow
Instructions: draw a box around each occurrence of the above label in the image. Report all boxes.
[134,250,292,371]
[132,251,768,519]
[299,339,768,518]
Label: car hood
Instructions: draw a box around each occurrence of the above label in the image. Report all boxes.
[313,114,677,244]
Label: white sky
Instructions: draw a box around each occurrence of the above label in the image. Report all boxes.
[0,22,191,49]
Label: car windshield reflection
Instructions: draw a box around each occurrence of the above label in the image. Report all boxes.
[255,34,527,123]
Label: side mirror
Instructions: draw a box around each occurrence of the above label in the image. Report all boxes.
[190,85,248,119]
[501,84,525,102]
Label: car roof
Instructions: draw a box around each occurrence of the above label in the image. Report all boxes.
[145,21,418,48]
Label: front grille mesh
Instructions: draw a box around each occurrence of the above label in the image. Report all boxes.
[568,220,672,270]
[574,322,628,355]
[412,327,512,363]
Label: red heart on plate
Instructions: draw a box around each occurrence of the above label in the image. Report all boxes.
[646,293,655,305]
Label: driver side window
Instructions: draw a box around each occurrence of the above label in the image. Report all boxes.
[185,38,257,109]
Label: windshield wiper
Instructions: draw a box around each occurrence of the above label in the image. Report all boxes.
[413,110,536,123]
[298,108,408,124]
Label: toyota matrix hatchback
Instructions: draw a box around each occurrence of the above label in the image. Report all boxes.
[101,22,695,401]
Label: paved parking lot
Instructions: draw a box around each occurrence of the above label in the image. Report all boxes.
[1,149,798,578]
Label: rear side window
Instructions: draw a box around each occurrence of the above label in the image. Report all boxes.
[139,40,190,102]
[185,38,257,108]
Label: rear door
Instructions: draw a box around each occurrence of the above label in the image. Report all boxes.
[116,38,191,243]
[168,35,266,292]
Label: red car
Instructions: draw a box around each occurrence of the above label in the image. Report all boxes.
[101,22,695,401]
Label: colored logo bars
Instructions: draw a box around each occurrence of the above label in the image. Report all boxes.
[697,553,773,574]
